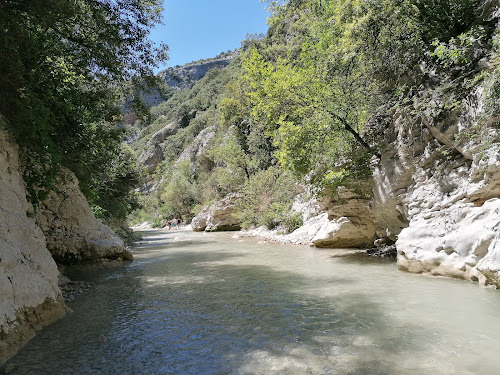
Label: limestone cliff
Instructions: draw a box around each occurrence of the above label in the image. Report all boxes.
[0,122,66,364]
[373,81,500,286]
[35,170,133,264]
[1,117,133,363]
[139,54,236,108]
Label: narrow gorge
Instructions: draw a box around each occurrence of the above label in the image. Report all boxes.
[1,0,500,368]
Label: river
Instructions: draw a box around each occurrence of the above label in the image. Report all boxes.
[5,229,500,374]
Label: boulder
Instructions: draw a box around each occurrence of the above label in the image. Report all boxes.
[0,121,66,364]
[243,188,380,249]
[191,194,241,232]
[311,197,380,248]
[35,170,133,264]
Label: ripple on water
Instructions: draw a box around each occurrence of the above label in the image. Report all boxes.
[5,230,500,375]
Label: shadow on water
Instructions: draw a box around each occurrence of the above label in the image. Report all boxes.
[4,231,467,374]
[331,251,397,265]
[134,240,215,252]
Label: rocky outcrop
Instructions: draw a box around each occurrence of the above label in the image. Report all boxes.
[311,193,380,248]
[191,194,241,232]
[310,215,377,248]
[159,55,236,90]
[140,54,237,107]
[373,81,500,286]
[137,121,178,172]
[176,126,216,166]
[35,170,133,264]
[244,188,381,248]
[0,122,66,364]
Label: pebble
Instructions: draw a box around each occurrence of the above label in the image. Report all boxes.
[364,244,397,258]
[59,280,95,302]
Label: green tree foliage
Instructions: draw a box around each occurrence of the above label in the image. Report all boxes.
[159,160,198,218]
[236,166,300,231]
[200,129,249,201]
[130,0,497,231]
[0,0,167,215]
[243,0,494,194]
[87,144,142,224]
[242,33,376,188]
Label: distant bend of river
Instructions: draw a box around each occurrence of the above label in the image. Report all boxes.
[6,229,500,375]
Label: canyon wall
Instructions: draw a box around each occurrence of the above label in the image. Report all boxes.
[373,84,500,286]
[35,170,133,264]
[0,119,132,363]
[0,122,66,363]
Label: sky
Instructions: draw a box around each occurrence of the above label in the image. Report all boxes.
[150,0,271,72]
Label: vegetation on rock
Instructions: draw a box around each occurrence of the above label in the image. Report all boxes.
[2,0,497,233]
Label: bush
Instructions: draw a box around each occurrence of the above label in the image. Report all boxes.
[281,212,303,233]
[151,217,165,228]
[158,160,198,217]
[236,166,298,229]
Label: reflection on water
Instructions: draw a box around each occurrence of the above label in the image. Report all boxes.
[6,230,500,374]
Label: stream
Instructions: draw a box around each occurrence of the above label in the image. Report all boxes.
[5,229,500,374]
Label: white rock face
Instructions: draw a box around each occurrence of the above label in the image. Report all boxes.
[0,122,66,364]
[191,193,241,232]
[244,190,380,248]
[35,170,132,264]
[137,121,178,172]
[176,126,216,166]
[312,198,379,248]
[374,84,500,286]
[291,190,322,223]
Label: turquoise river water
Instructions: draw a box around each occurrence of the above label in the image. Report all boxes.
[5,229,500,374]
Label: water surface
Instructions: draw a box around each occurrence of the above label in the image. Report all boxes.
[6,229,500,374]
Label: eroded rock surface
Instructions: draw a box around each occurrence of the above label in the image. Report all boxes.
[244,189,380,249]
[311,198,379,249]
[137,121,178,172]
[176,126,216,166]
[35,170,133,264]
[373,83,500,286]
[191,194,241,232]
[0,122,66,364]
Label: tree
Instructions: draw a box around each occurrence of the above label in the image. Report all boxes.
[0,0,168,207]
[242,0,489,193]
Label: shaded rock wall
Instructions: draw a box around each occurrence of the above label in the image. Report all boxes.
[0,122,66,364]
[35,170,133,264]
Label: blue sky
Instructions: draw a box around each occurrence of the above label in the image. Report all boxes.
[150,0,271,71]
